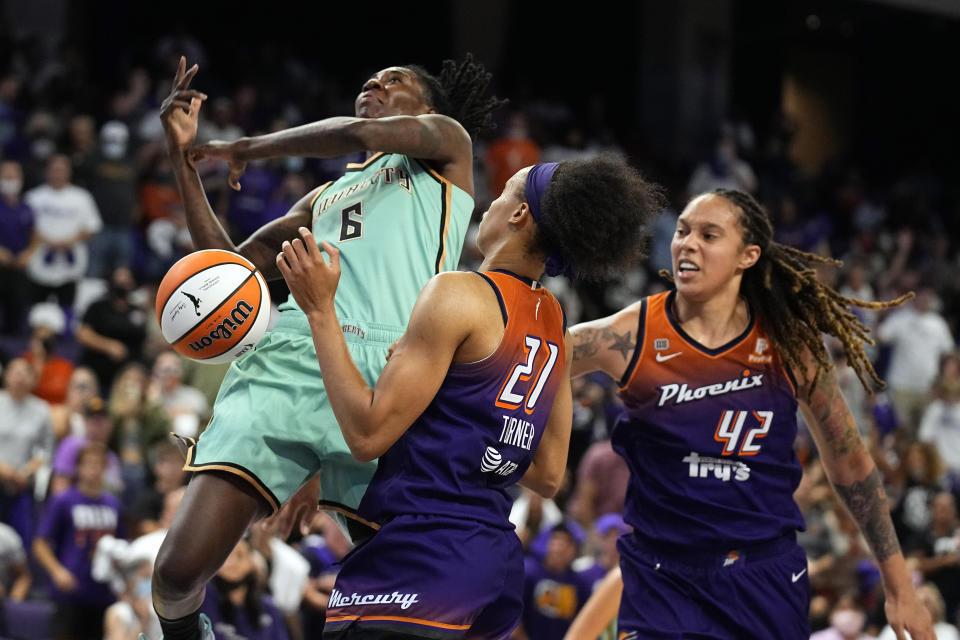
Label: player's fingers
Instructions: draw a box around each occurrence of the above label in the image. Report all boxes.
[275,251,292,278]
[229,168,243,191]
[281,240,301,269]
[890,624,906,640]
[180,63,199,90]
[165,99,192,113]
[300,508,316,537]
[290,238,309,263]
[297,227,321,259]
[321,241,340,272]
[173,56,185,86]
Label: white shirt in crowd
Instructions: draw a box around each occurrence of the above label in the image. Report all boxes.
[877,306,954,393]
[24,183,102,286]
[919,399,960,473]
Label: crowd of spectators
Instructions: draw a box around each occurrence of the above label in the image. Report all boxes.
[1,27,959,640]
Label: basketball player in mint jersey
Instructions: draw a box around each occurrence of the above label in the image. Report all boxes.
[153,56,503,640]
[570,190,934,639]
[277,158,661,639]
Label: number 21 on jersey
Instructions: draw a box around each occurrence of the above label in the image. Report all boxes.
[496,335,560,414]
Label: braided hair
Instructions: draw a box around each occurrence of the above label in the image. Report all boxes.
[663,189,911,392]
[405,53,507,141]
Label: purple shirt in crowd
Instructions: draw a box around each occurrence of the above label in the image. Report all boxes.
[36,487,124,606]
[52,436,125,494]
[200,582,289,640]
[521,556,594,640]
[0,198,34,253]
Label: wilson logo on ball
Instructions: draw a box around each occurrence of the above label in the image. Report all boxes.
[185,300,255,353]
[156,250,272,364]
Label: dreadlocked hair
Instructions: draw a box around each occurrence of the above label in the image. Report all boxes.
[405,53,507,141]
[660,189,912,393]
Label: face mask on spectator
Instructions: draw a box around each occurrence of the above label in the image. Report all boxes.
[31,137,55,160]
[829,609,865,636]
[102,141,127,159]
[0,178,21,195]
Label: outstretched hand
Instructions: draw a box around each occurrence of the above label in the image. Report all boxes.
[276,227,341,316]
[160,56,207,155]
[188,141,247,191]
[885,591,936,640]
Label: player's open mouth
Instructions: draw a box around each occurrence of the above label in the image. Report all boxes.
[678,260,699,273]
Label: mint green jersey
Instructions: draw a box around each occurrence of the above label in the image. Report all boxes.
[189,153,474,517]
[278,152,475,330]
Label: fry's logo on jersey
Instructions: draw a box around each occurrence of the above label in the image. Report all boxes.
[658,371,764,407]
[683,451,751,482]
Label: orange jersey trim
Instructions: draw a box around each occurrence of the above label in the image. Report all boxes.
[325,614,470,631]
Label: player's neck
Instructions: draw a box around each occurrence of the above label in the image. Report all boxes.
[479,248,544,282]
[673,288,750,349]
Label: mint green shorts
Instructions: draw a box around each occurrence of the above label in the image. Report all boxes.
[183,311,401,528]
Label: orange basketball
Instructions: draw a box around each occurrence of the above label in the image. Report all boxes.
[156,249,271,364]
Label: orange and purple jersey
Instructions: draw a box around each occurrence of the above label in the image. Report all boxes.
[613,290,805,550]
[357,269,567,529]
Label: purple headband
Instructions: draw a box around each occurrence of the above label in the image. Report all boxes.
[525,162,573,278]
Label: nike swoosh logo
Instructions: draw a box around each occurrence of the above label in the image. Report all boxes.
[655,352,681,362]
[791,569,807,583]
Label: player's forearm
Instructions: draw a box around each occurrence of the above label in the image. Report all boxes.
[167,146,238,252]
[827,454,902,566]
[305,309,383,462]
[233,118,367,162]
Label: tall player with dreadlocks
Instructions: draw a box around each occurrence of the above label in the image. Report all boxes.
[151,56,505,640]
[570,189,934,640]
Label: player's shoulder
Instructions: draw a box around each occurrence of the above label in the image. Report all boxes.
[420,271,493,312]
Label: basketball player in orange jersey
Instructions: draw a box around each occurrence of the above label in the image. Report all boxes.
[152,56,503,640]
[276,158,661,639]
[569,189,934,639]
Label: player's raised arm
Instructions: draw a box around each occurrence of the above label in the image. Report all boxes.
[276,228,478,461]
[160,57,314,275]
[190,58,505,194]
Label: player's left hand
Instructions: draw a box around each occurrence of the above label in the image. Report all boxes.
[260,473,321,541]
[276,227,340,315]
[188,140,247,191]
[884,590,935,640]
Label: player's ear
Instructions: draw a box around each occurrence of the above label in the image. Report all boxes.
[738,243,761,270]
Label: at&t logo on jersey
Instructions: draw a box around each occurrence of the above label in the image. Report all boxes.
[480,446,519,476]
[657,370,763,407]
[682,451,751,482]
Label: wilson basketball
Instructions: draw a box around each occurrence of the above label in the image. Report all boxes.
[156,249,271,364]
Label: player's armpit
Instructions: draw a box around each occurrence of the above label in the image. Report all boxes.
[569,301,641,380]
[237,186,319,279]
